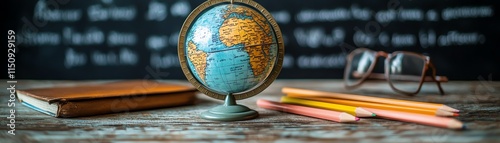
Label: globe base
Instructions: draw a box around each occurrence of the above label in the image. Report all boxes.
[200,94,258,121]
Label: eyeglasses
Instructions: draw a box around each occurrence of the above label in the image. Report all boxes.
[344,48,448,95]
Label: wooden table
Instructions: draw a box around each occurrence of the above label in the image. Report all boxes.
[1,80,499,142]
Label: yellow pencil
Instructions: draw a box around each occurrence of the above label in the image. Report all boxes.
[290,96,458,117]
[280,96,375,117]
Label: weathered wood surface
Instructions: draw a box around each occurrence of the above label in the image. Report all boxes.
[1,80,499,142]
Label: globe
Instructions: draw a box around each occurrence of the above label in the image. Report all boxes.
[178,0,284,121]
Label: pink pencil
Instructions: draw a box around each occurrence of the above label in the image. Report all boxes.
[364,108,465,130]
[257,99,359,123]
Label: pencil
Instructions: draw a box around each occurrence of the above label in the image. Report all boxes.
[291,96,458,117]
[280,96,375,117]
[257,99,359,123]
[282,87,459,112]
[364,108,465,130]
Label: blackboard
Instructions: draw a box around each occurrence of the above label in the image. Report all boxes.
[6,0,500,80]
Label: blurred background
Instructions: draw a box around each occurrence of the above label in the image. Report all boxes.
[5,0,500,80]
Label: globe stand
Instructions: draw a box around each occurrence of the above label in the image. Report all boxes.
[201,94,258,121]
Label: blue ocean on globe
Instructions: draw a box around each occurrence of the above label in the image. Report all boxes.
[184,4,278,94]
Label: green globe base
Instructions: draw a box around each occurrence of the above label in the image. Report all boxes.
[200,105,258,121]
[200,94,259,121]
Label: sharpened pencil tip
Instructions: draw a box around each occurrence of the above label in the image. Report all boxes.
[453,113,460,117]
[355,117,360,121]
[371,113,376,117]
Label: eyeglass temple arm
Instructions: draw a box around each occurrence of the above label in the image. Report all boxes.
[352,71,448,82]
[428,63,445,95]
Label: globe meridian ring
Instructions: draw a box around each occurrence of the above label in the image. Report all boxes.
[178,0,284,100]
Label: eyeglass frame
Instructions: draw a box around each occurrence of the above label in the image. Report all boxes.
[344,48,448,95]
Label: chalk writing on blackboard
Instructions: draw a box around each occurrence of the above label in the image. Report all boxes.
[9,0,498,80]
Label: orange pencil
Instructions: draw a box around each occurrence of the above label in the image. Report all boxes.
[283,87,459,112]
[257,99,359,123]
[291,96,458,117]
[364,108,465,130]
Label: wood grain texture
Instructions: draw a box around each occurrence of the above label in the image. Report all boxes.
[1,80,499,142]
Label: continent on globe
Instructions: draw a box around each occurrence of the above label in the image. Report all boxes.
[219,6,273,76]
[187,41,208,83]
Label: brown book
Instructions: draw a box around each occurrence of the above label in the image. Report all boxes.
[16,80,197,117]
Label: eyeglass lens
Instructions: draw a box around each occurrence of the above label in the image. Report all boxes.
[345,50,376,87]
[388,53,426,93]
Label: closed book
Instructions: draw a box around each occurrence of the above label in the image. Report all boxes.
[16,80,197,117]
